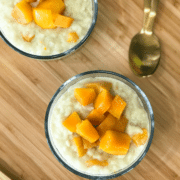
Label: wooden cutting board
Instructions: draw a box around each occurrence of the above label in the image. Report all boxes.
[0,0,180,180]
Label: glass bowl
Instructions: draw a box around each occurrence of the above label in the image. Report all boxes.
[45,70,154,179]
[0,0,98,60]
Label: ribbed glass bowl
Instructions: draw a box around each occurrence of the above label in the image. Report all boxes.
[0,0,98,60]
[45,70,154,179]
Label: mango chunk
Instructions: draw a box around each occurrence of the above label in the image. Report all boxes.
[86,81,112,94]
[132,128,148,147]
[21,34,35,42]
[26,0,36,2]
[73,136,87,157]
[62,112,81,132]
[112,115,128,133]
[33,8,56,29]
[96,114,117,137]
[67,32,79,43]
[94,90,113,114]
[86,109,106,126]
[37,0,65,14]
[12,0,33,25]
[82,138,99,149]
[54,14,74,28]
[85,159,108,167]
[74,88,96,106]
[76,120,99,143]
[108,95,126,119]
[99,130,131,155]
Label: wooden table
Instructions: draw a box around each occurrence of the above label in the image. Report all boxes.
[0,0,180,179]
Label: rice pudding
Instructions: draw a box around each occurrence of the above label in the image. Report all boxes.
[49,77,150,175]
[0,0,93,56]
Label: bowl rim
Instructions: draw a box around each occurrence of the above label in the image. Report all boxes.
[0,0,98,60]
[45,70,154,179]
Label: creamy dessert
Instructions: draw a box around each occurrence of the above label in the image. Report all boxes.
[50,77,149,175]
[0,0,92,56]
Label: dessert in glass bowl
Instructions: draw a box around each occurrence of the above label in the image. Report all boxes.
[45,70,154,179]
[0,0,98,59]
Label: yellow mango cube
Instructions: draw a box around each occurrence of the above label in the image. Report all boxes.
[112,115,128,133]
[37,0,65,14]
[67,32,79,43]
[108,95,126,119]
[73,136,87,157]
[99,130,131,155]
[96,114,117,137]
[76,120,99,143]
[74,88,96,106]
[62,112,81,132]
[33,8,56,29]
[26,0,36,2]
[12,0,33,25]
[132,128,148,147]
[94,90,113,114]
[86,109,106,126]
[54,15,74,28]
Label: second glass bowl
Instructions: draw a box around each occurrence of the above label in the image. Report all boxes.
[45,70,154,179]
[0,0,98,60]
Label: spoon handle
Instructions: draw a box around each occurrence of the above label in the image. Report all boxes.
[141,0,151,33]
[145,0,159,34]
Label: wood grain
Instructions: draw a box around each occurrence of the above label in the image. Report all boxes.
[0,0,180,179]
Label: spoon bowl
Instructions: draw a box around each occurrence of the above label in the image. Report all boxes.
[129,0,160,77]
[129,33,160,77]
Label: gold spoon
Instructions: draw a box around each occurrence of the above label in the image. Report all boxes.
[129,0,160,77]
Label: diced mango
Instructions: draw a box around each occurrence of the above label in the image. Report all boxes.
[12,0,33,25]
[67,32,79,43]
[132,128,148,147]
[86,81,112,94]
[108,95,126,119]
[85,159,108,167]
[94,90,113,114]
[86,109,106,126]
[54,14,74,28]
[37,0,65,14]
[96,114,117,137]
[99,130,131,155]
[73,136,87,157]
[21,34,35,42]
[62,112,81,132]
[82,138,99,149]
[112,115,128,133]
[26,0,36,2]
[33,8,56,29]
[76,120,99,143]
[74,88,96,106]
